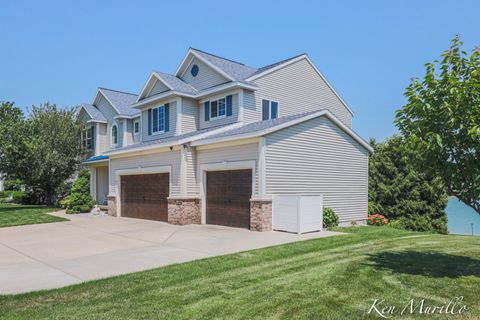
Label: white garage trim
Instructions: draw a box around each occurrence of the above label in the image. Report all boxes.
[114,165,172,217]
[199,160,256,224]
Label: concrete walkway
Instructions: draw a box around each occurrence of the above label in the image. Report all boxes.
[0,211,343,294]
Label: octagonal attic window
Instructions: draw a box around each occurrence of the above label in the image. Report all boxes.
[191,64,199,77]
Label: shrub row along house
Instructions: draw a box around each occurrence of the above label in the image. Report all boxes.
[78,48,373,231]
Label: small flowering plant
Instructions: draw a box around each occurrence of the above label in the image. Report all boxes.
[367,214,388,226]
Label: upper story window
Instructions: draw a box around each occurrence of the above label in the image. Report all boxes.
[211,97,226,119]
[147,103,170,136]
[204,95,233,121]
[152,105,165,133]
[111,125,118,145]
[262,99,279,121]
[81,126,94,150]
[134,121,140,135]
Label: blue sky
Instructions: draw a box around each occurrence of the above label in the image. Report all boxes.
[0,0,478,141]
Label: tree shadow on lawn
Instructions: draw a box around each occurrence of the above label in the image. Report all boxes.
[368,251,480,278]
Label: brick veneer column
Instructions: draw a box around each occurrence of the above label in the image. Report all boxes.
[107,195,117,217]
[168,197,201,225]
[250,199,272,231]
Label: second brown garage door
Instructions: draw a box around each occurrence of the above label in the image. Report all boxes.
[206,169,252,229]
[121,173,169,221]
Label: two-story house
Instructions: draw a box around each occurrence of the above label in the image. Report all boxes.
[79,48,373,231]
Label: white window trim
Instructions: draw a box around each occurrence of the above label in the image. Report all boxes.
[133,120,140,135]
[262,99,280,120]
[208,96,227,121]
[151,105,166,135]
[111,124,118,146]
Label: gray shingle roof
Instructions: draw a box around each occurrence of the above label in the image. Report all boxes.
[154,72,198,94]
[105,124,231,154]
[99,88,139,116]
[191,48,258,81]
[194,110,320,141]
[81,103,107,122]
[248,53,306,78]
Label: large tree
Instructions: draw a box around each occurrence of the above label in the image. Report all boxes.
[0,102,85,204]
[369,136,449,234]
[395,36,480,214]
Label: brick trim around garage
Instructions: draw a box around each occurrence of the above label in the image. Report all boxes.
[250,199,272,231]
[167,197,201,225]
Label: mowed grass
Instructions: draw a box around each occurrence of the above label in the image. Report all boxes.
[0,203,66,227]
[1,227,479,319]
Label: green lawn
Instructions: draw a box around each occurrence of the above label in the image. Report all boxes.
[1,227,479,319]
[0,203,67,227]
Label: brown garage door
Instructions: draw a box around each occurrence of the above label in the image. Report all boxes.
[206,169,252,229]
[121,173,169,221]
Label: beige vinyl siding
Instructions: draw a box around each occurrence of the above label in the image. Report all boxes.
[251,58,353,127]
[185,147,197,196]
[96,95,120,151]
[133,119,141,143]
[265,116,368,224]
[181,57,229,90]
[196,142,259,195]
[180,97,198,134]
[199,93,239,129]
[111,120,123,148]
[109,150,181,196]
[242,90,257,123]
[148,79,169,97]
[125,119,134,145]
[96,123,108,154]
[141,100,177,142]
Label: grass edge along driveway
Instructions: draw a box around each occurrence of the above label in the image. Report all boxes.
[0,203,67,228]
[1,226,479,319]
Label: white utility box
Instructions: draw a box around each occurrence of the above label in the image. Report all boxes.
[272,195,323,234]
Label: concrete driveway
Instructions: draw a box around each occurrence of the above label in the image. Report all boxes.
[0,211,343,294]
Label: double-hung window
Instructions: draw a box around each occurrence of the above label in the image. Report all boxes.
[152,105,165,134]
[262,99,279,120]
[210,97,226,119]
[134,121,140,135]
[81,126,94,150]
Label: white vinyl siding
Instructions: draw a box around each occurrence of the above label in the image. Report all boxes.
[141,100,177,142]
[109,150,181,196]
[185,147,197,196]
[242,90,257,123]
[181,57,229,90]
[148,79,169,97]
[265,116,368,224]
[199,93,239,129]
[196,143,259,195]
[180,97,198,134]
[251,58,353,127]
[96,123,108,154]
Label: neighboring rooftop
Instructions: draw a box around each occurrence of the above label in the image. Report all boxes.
[80,103,107,122]
[190,48,259,81]
[99,88,139,116]
[154,71,198,95]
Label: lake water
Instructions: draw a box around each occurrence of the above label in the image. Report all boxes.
[446,197,480,236]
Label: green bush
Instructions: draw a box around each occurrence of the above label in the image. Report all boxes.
[0,191,12,198]
[62,169,95,214]
[369,136,448,234]
[11,191,26,204]
[323,207,339,229]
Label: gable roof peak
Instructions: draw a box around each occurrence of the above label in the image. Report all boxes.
[189,47,249,66]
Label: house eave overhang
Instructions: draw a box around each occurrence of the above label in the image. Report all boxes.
[86,119,107,124]
[191,110,374,153]
[131,82,257,109]
[104,122,244,157]
[175,48,236,81]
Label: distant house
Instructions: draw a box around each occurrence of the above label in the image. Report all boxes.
[79,48,372,231]
[0,173,4,191]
